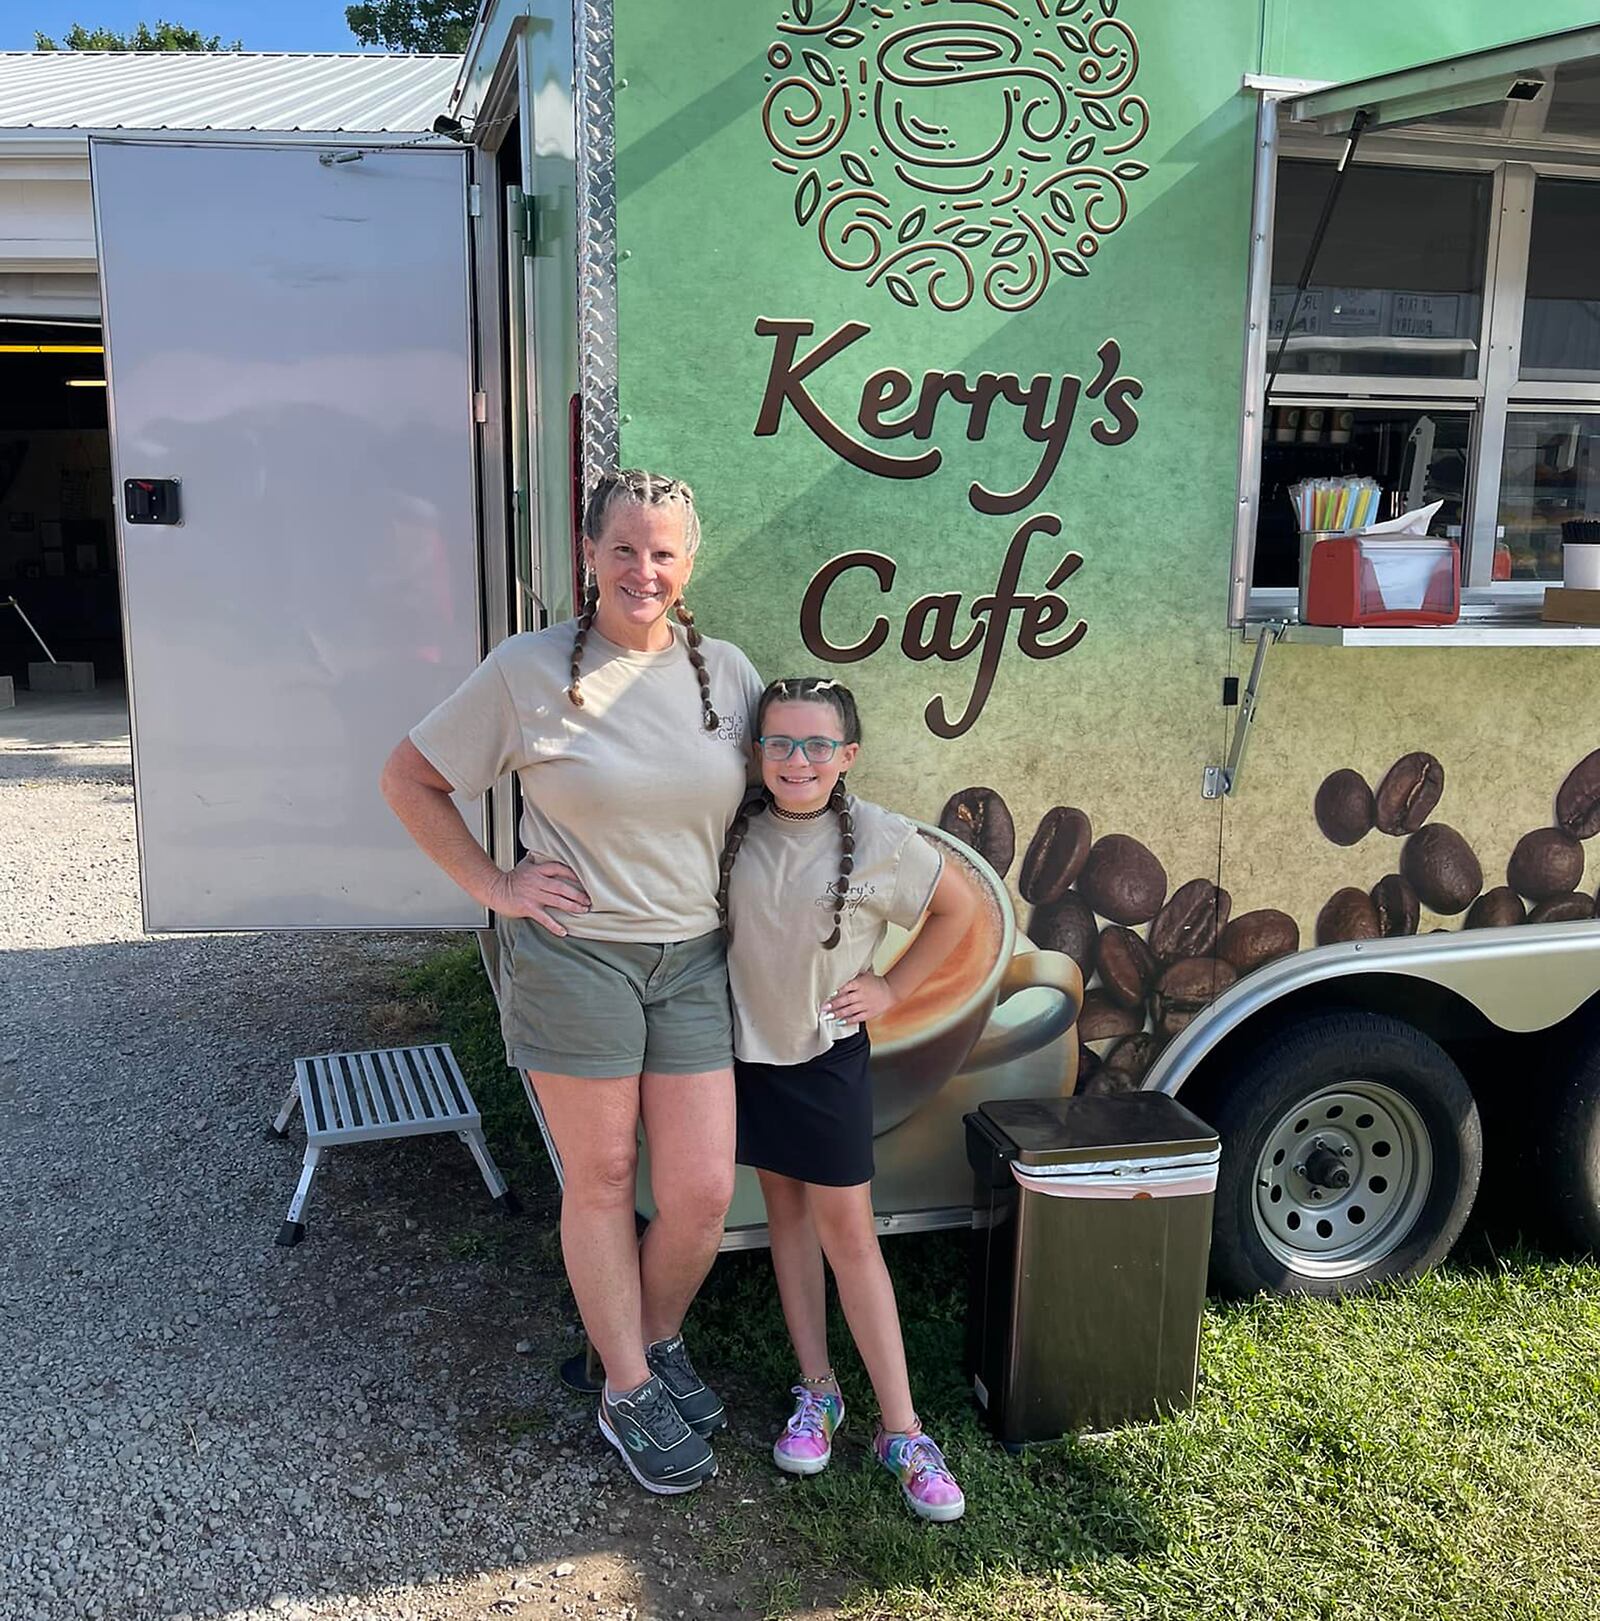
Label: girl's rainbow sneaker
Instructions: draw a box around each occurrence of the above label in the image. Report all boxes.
[874,1425,966,1522]
[772,1386,844,1476]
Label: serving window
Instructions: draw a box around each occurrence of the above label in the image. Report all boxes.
[1520,178,1600,381]
[1235,27,1600,626]
[1268,160,1491,382]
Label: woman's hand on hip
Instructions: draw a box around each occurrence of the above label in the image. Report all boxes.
[823,973,897,1025]
[491,858,591,936]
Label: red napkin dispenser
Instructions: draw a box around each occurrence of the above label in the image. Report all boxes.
[1299,535,1460,628]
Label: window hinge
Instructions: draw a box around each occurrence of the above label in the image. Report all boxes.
[468,183,482,217]
[473,390,488,423]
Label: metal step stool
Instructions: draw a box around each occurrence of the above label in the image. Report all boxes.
[271,1044,519,1246]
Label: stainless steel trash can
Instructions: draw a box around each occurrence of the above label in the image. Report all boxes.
[965,1093,1220,1444]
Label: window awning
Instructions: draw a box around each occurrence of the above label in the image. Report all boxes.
[1282,24,1600,149]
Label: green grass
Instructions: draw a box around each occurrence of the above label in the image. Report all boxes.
[400,944,557,1196]
[398,944,1600,1621]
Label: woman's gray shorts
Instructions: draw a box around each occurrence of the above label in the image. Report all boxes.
[496,917,734,1078]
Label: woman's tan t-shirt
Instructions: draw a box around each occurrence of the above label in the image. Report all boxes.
[726,795,943,1065]
[410,622,763,943]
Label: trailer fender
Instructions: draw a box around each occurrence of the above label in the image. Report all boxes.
[1147,922,1600,1096]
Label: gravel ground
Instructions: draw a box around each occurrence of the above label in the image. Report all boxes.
[0,689,829,1621]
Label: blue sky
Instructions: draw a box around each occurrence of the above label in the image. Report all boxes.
[3,3,381,52]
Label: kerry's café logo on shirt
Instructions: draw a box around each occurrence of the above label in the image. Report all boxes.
[752,1,1151,738]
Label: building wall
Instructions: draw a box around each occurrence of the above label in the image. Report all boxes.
[0,146,97,318]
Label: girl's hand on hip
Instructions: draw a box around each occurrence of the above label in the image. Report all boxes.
[491,858,591,936]
[823,973,897,1025]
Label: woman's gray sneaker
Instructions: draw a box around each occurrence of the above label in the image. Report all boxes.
[645,1335,727,1436]
[597,1376,717,1495]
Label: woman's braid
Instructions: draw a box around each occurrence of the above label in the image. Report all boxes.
[675,599,720,732]
[566,575,600,709]
[569,468,710,716]
[822,777,855,950]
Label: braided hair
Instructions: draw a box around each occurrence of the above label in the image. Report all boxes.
[568,468,718,731]
[717,677,863,949]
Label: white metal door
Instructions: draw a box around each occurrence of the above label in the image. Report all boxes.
[92,139,486,931]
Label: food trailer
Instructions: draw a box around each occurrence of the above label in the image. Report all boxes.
[64,1,1600,1294]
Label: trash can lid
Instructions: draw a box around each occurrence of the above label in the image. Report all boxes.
[976,1093,1219,1166]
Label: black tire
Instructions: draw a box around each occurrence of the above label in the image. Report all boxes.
[1544,1042,1600,1255]
[1206,1011,1482,1297]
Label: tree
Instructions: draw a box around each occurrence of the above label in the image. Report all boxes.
[345,1,477,52]
[35,21,242,50]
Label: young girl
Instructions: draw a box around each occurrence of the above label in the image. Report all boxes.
[718,677,976,1522]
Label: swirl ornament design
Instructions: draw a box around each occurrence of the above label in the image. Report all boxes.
[762,0,1149,314]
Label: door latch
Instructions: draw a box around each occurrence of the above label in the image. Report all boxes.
[124,477,182,526]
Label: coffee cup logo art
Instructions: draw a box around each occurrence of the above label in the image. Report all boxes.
[754,1,1152,738]
[761,0,1149,314]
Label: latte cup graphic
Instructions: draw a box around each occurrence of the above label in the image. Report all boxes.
[867,825,1083,1135]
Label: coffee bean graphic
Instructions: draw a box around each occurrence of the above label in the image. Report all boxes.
[1030,892,1098,977]
[1507,828,1585,902]
[1466,887,1526,929]
[1370,874,1420,938]
[1079,1065,1131,1097]
[1314,769,1376,846]
[938,786,1015,877]
[1375,752,1445,836]
[1077,834,1167,926]
[1077,988,1145,1044]
[1150,958,1237,1041]
[1317,887,1381,945]
[1018,806,1092,905]
[1400,824,1482,915]
[1098,924,1157,1008]
[1557,749,1600,839]
[1093,1031,1157,1093]
[1075,1041,1103,1095]
[1215,909,1300,975]
[1528,893,1595,924]
[1149,878,1232,963]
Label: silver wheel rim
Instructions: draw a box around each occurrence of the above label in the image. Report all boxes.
[1252,1081,1433,1279]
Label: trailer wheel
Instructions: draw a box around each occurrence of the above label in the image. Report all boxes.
[1206,1011,1481,1297]
[1545,1044,1600,1255]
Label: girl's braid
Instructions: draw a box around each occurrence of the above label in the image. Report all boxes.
[716,789,770,937]
[569,468,711,717]
[821,776,855,950]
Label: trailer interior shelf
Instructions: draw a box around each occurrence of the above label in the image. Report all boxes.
[1243,618,1600,647]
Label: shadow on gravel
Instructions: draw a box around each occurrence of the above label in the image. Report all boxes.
[2,930,840,1621]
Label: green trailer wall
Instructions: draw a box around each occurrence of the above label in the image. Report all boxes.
[1259,0,1600,81]
[609,0,1600,1088]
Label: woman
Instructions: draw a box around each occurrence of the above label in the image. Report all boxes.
[381,470,763,1496]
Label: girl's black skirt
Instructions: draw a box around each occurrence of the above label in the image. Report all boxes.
[734,1029,874,1187]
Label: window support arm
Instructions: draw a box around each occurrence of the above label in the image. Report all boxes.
[1204,621,1287,799]
[1265,108,1371,398]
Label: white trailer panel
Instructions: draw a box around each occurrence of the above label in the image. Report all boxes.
[92,139,486,930]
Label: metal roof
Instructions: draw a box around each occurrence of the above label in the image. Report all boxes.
[0,52,462,135]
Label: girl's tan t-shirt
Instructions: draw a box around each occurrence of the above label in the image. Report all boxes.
[410,621,764,943]
[726,795,943,1066]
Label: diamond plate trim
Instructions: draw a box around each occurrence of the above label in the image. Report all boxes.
[576,0,619,495]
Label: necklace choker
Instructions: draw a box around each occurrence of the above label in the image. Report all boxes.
[771,800,832,822]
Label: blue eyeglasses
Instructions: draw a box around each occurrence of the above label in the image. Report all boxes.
[758,734,845,763]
